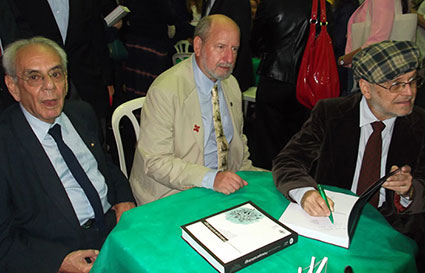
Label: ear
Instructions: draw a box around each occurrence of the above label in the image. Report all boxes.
[359,79,372,100]
[4,75,21,102]
[193,36,203,57]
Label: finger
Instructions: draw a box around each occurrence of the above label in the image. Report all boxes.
[81,263,94,273]
[401,165,411,173]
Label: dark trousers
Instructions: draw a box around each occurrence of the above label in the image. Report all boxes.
[80,209,117,250]
[252,76,310,170]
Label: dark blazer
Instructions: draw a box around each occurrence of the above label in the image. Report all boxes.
[272,93,425,235]
[203,0,254,91]
[0,101,134,273]
[8,0,111,118]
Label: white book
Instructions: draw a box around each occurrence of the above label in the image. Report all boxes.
[181,201,298,273]
[280,190,358,248]
[104,5,130,27]
[279,170,398,248]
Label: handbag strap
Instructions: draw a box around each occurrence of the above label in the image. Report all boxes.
[310,0,327,25]
[319,0,327,24]
[310,0,318,22]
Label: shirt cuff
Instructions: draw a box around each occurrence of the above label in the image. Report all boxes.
[201,170,219,190]
[289,187,316,204]
[394,194,412,212]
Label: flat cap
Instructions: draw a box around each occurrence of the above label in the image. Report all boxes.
[352,40,420,84]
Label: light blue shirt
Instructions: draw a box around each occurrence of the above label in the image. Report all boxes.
[47,0,69,43]
[192,57,234,189]
[21,105,111,225]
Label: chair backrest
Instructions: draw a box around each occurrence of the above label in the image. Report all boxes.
[174,39,191,53]
[172,52,192,65]
[111,97,146,178]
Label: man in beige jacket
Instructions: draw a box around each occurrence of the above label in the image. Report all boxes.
[129,15,260,205]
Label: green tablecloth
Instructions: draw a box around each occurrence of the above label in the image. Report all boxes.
[91,171,417,273]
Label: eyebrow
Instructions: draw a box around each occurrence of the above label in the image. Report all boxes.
[391,73,417,84]
[22,65,63,74]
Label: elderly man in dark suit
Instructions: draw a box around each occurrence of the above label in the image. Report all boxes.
[0,37,135,273]
[273,40,425,270]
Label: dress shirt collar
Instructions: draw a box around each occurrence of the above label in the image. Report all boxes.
[20,104,65,142]
[192,56,222,94]
[359,96,396,130]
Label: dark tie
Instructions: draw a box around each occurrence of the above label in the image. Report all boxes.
[357,121,385,207]
[49,124,105,229]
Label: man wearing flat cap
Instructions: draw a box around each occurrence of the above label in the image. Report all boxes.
[273,40,425,266]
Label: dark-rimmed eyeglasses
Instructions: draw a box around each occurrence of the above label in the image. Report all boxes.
[375,77,423,93]
[16,68,67,87]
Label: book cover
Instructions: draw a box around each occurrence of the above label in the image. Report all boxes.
[181,201,298,273]
[279,170,398,248]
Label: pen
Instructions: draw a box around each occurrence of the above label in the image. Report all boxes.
[307,256,315,273]
[317,184,334,224]
[316,257,328,273]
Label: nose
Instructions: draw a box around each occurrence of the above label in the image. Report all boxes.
[41,74,56,89]
[223,48,236,64]
[400,82,414,96]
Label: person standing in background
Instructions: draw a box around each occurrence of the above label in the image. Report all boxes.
[250,0,320,170]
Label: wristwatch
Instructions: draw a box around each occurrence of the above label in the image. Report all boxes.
[339,57,345,66]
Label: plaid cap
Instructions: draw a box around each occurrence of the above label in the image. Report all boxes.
[352,40,420,84]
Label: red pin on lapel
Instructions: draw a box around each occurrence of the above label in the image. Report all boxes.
[193,124,200,132]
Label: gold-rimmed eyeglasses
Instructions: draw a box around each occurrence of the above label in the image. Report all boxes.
[375,77,423,93]
[16,68,67,87]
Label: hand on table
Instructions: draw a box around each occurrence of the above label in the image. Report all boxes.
[301,190,334,217]
[58,249,99,273]
[213,171,248,195]
[382,165,413,197]
[112,202,136,223]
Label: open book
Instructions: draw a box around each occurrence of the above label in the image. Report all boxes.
[279,170,397,248]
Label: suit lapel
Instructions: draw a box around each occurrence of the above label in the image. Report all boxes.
[10,106,80,229]
[318,94,361,188]
[182,87,205,152]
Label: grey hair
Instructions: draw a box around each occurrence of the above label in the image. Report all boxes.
[2,36,67,79]
[194,15,240,42]
[194,16,213,41]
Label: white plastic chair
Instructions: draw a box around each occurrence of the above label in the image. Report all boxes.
[174,39,191,53]
[172,40,192,65]
[242,86,257,117]
[111,97,146,177]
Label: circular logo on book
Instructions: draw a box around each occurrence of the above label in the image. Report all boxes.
[226,208,264,224]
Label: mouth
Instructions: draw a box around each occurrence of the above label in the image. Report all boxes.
[42,99,59,107]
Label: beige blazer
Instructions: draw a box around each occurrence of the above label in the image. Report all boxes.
[129,56,257,205]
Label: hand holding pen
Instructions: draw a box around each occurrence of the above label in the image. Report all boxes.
[301,187,334,219]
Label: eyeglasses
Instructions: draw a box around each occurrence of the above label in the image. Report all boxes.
[17,68,67,87]
[376,77,423,93]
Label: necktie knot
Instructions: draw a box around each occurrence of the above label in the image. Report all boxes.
[371,121,385,133]
[211,84,218,97]
[49,124,62,140]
